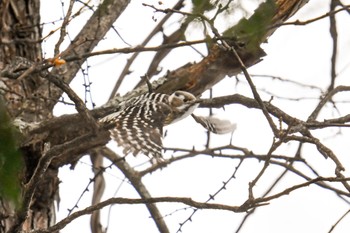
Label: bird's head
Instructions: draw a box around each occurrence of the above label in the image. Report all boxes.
[167,90,199,124]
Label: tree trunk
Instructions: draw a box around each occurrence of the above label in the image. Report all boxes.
[0,0,130,231]
[0,0,59,232]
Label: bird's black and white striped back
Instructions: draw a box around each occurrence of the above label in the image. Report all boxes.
[100,92,172,159]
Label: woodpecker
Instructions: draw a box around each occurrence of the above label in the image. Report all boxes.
[100,91,197,159]
[100,91,235,160]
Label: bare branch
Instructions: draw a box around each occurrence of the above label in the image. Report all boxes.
[110,0,186,98]
[32,196,264,233]
[54,0,75,57]
[274,4,350,27]
[89,151,106,233]
[101,147,170,233]
[328,208,350,233]
[308,85,350,121]
[328,0,339,91]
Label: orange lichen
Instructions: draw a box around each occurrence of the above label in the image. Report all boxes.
[49,58,66,67]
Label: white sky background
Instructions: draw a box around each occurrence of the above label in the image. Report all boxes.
[39,0,350,233]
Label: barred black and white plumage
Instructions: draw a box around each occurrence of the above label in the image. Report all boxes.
[100,90,236,160]
[191,114,237,134]
[99,91,198,159]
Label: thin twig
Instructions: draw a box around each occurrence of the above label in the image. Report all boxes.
[307,85,350,121]
[65,39,208,62]
[328,0,339,92]
[54,0,75,57]
[328,208,350,233]
[272,4,350,27]
[109,0,185,98]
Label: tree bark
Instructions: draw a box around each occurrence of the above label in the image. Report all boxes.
[0,1,54,232]
[0,0,130,232]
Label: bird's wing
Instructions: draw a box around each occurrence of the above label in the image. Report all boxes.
[109,100,171,159]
